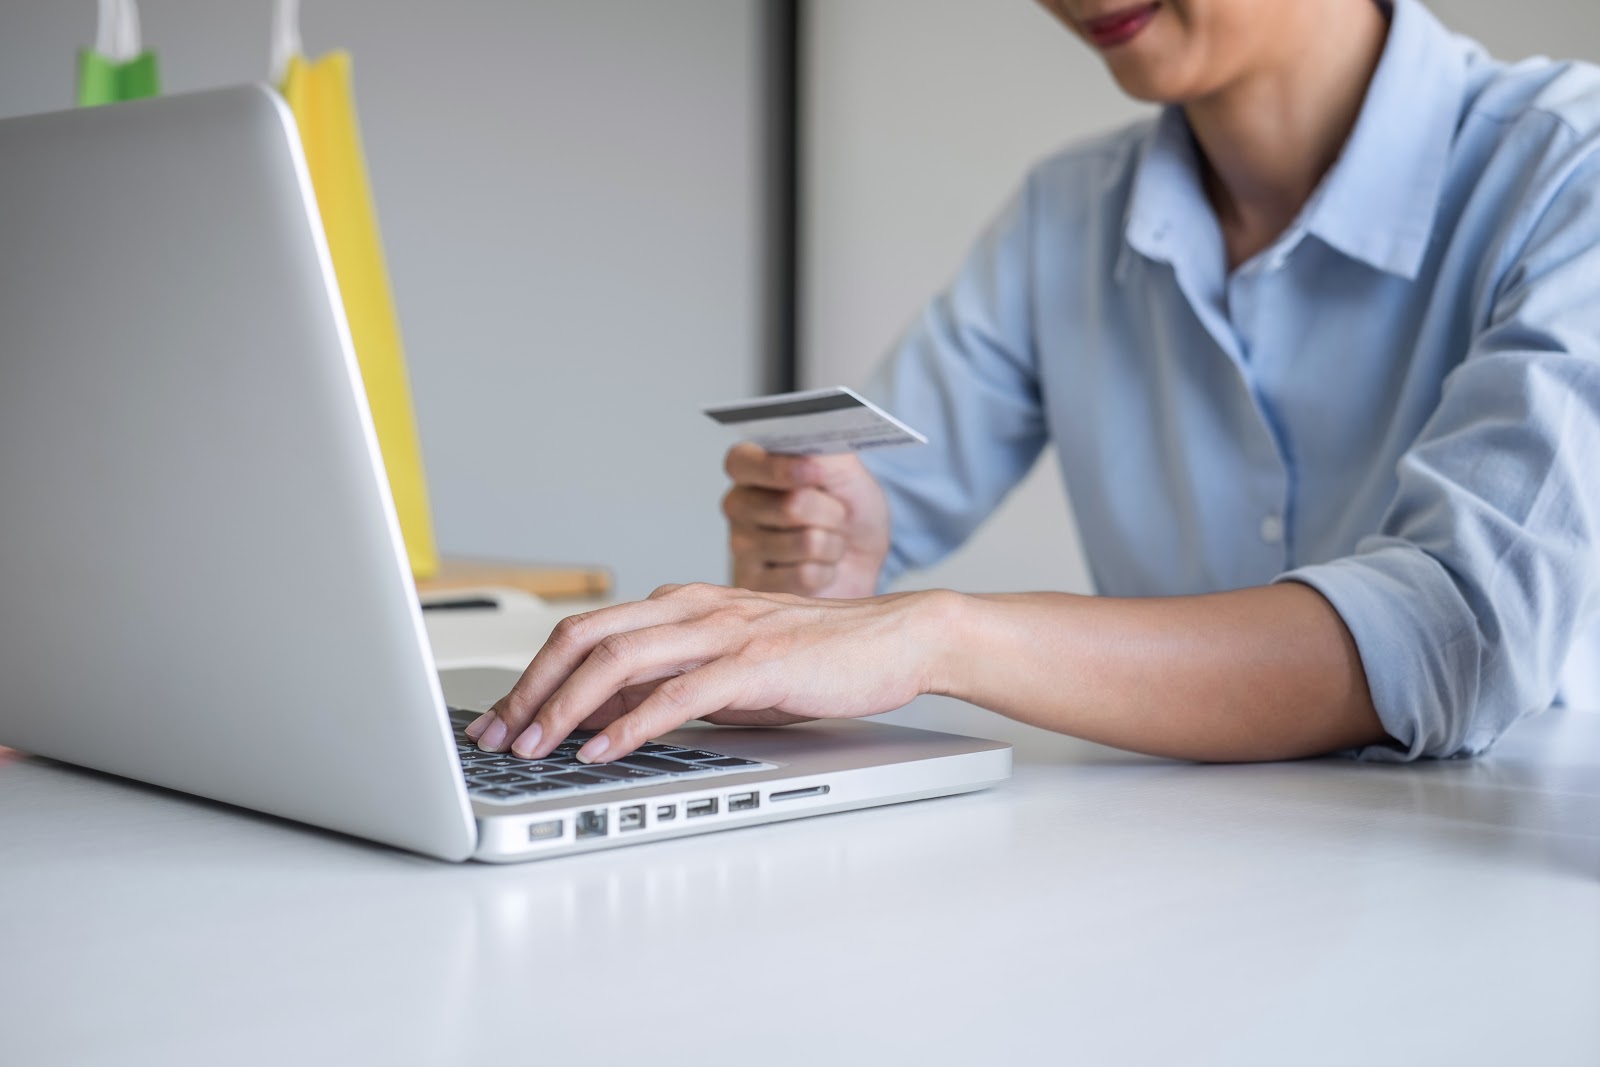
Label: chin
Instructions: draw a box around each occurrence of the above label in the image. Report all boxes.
[1080,13,1219,106]
[1101,50,1217,105]
[1106,67,1178,103]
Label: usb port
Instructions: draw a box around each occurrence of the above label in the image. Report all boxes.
[729,791,759,812]
[686,797,718,818]
[575,808,608,839]
[655,804,677,821]
[618,804,645,832]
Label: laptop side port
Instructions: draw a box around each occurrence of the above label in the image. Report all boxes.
[575,809,608,839]
[686,797,718,818]
[527,818,564,842]
[618,804,645,832]
[728,791,758,812]
[656,804,677,822]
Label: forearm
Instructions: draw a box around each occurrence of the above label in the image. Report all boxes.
[920,583,1387,761]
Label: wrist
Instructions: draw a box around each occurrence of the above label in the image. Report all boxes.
[916,591,1088,708]
[902,588,977,697]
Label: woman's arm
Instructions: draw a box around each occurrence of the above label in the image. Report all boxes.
[468,581,1386,765]
[935,584,1385,761]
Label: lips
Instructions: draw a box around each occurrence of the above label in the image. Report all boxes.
[1081,2,1161,49]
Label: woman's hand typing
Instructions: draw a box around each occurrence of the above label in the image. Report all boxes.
[464,583,956,763]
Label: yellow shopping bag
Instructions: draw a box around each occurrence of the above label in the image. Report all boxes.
[274,3,439,578]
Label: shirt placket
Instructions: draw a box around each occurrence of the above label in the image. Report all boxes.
[1224,259,1296,578]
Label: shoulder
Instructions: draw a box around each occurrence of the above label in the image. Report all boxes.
[1446,53,1600,286]
[1460,53,1600,158]
[979,117,1155,265]
[1024,118,1154,217]
[1464,49,1600,134]
[1031,119,1153,184]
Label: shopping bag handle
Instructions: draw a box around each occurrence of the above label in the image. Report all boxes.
[269,0,303,83]
[94,0,143,61]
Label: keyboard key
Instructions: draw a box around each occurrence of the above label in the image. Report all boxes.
[544,771,609,787]
[586,765,665,780]
[480,757,536,769]
[503,763,565,776]
[472,782,554,797]
[476,772,535,787]
[471,782,571,804]
[704,757,762,768]
[619,755,703,774]
[672,750,728,762]
[501,780,570,795]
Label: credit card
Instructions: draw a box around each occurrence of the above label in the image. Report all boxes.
[704,386,928,455]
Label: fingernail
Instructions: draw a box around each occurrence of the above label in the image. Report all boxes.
[464,712,493,740]
[477,719,508,751]
[511,722,543,759]
[575,735,611,764]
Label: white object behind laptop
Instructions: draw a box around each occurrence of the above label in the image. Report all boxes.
[0,86,1009,861]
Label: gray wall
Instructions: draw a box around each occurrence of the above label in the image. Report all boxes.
[0,0,771,601]
[802,0,1600,596]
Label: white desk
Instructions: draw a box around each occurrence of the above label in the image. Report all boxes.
[2,601,1597,1066]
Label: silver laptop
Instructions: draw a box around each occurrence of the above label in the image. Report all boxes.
[0,85,1010,862]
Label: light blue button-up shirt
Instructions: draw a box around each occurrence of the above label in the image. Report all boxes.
[859,0,1600,760]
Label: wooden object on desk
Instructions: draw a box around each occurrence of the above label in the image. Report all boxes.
[417,558,612,601]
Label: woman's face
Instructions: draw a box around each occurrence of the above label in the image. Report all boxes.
[1035,0,1295,103]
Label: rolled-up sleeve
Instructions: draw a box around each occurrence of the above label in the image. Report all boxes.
[1280,141,1600,760]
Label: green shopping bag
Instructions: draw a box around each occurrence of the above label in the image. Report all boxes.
[78,0,161,106]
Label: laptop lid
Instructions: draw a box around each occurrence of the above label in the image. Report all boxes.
[0,86,475,860]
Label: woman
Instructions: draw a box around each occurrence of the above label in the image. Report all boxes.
[468,0,1600,766]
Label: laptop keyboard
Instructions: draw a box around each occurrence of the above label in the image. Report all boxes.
[449,708,771,806]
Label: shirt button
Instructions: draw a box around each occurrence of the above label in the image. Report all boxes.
[1259,514,1285,544]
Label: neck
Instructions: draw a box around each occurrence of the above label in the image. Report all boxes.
[1184,0,1389,269]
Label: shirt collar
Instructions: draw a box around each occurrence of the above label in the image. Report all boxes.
[1116,107,1223,283]
[1118,0,1471,282]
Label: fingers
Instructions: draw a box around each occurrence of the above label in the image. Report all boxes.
[721,485,847,531]
[468,597,699,751]
[724,487,848,595]
[729,525,846,566]
[724,443,825,491]
[508,617,736,759]
[729,521,840,593]
[575,657,756,763]
[576,683,657,730]
[743,561,837,596]
[469,679,648,745]
[722,449,864,597]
